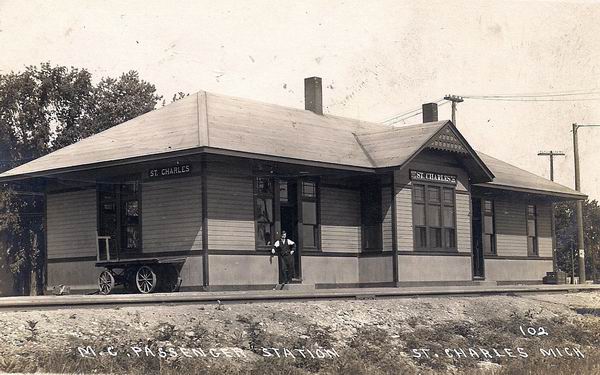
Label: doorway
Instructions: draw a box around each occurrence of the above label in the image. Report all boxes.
[278,179,300,282]
[471,197,485,279]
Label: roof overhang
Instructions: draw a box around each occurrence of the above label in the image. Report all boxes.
[473,182,587,200]
[0,146,376,183]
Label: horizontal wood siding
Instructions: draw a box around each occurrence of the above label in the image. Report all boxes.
[142,176,202,252]
[321,187,361,252]
[47,190,97,259]
[207,160,255,250]
[382,186,393,251]
[495,199,528,257]
[396,184,414,251]
[456,193,471,253]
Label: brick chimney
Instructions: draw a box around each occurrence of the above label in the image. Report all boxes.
[422,103,438,123]
[304,77,323,115]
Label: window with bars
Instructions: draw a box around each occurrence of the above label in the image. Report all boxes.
[412,183,456,250]
[483,200,496,255]
[527,204,538,256]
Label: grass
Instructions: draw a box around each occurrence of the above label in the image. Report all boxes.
[1,296,600,374]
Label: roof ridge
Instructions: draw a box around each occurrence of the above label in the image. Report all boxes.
[355,120,449,136]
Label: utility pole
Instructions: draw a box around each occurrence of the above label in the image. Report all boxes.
[444,95,464,125]
[572,123,600,283]
[537,150,565,274]
[537,151,565,182]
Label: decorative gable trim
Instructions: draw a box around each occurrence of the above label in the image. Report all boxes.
[427,126,469,154]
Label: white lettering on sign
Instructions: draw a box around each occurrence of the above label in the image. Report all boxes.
[148,164,191,179]
[410,170,457,185]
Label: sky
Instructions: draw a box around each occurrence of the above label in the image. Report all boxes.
[1,0,600,198]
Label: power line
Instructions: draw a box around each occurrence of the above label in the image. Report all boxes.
[383,98,447,125]
[385,101,450,126]
[381,88,600,126]
[463,97,600,102]
[462,88,600,98]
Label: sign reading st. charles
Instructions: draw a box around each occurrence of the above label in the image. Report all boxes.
[410,170,457,185]
[148,164,192,179]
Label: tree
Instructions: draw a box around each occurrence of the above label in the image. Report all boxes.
[0,63,162,295]
[555,199,600,281]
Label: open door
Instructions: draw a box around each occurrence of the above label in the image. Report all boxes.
[278,179,300,282]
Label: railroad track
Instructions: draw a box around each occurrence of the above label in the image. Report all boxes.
[0,284,598,311]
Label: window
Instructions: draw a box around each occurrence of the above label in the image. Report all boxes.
[301,181,319,248]
[254,177,274,247]
[361,180,382,250]
[412,183,456,250]
[483,200,496,254]
[98,179,141,255]
[527,204,538,256]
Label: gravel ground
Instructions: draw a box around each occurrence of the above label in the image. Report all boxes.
[0,291,598,374]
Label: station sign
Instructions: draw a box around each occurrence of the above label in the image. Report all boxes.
[410,170,457,185]
[148,164,192,179]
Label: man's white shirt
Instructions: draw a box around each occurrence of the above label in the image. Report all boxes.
[273,239,295,247]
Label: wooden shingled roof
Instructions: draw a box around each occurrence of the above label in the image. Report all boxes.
[0,89,586,199]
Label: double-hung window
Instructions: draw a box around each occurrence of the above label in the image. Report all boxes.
[483,200,496,255]
[412,184,456,250]
[301,181,319,249]
[527,204,538,256]
[361,180,383,251]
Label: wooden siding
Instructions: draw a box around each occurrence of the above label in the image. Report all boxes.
[395,183,414,251]
[47,190,97,259]
[206,160,255,250]
[142,176,202,252]
[382,186,393,251]
[456,193,471,253]
[495,199,528,257]
[320,187,361,252]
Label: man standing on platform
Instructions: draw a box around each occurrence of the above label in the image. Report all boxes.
[271,231,296,285]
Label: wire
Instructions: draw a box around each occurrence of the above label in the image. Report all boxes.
[385,100,450,126]
[463,97,600,102]
[382,98,446,124]
[462,88,600,98]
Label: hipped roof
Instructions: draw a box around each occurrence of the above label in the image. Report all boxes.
[0,90,585,199]
[475,152,586,199]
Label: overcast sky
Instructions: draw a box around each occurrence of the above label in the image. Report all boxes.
[1,0,599,198]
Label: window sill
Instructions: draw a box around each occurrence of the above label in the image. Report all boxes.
[413,248,459,253]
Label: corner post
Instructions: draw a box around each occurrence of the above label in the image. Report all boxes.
[391,171,399,285]
[201,155,210,289]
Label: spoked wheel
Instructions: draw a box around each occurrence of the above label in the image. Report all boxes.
[136,265,157,294]
[98,270,115,295]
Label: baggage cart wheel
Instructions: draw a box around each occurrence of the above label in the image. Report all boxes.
[98,270,115,295]
[136,265,157,294]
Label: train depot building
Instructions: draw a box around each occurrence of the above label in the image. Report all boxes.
[0,77,586,292]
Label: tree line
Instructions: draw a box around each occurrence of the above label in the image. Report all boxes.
[0,63,165,295]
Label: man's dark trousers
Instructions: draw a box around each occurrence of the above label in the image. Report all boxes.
[281,254,295,283]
